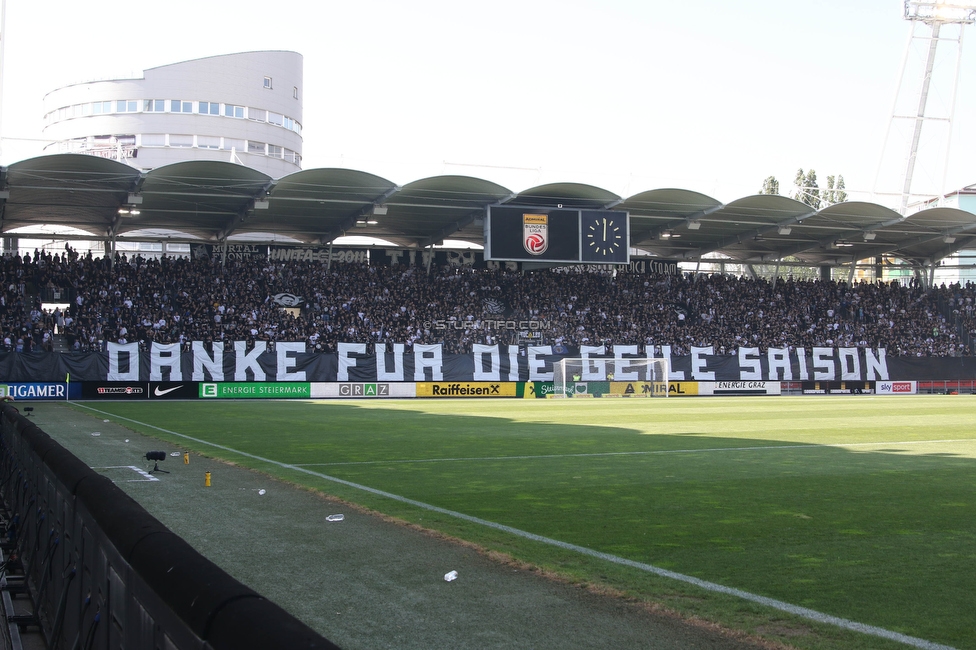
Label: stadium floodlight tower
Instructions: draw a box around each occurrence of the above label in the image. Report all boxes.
[874,2,976,215]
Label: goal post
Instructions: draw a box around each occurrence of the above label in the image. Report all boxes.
[551,357,669,398]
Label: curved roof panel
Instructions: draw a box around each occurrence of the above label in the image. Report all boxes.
[128,160,273,240]
[247,168,397,244]
[2,154,140,236]
[513,182,620,209]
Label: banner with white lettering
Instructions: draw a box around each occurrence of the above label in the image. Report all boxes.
[1,344,974,383]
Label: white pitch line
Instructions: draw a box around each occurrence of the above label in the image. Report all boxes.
[291,438,976,468]
[97,465,160,482]
[76,404,957,650]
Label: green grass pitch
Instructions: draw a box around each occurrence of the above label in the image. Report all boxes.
[76,395,976,649]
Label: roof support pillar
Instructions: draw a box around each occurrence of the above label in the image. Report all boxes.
[848,261,857,285]
[820,266,831,282]
[326,242,334,271]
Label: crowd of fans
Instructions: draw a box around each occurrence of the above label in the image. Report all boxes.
[1,247,974,358]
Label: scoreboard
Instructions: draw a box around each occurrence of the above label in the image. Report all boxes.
[485,206,630,264]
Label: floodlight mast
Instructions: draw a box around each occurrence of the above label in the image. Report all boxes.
[878,2,975,215]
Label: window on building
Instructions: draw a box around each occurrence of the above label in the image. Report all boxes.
[141,134,165,146]
[199,101,220,115]
[247,140,266,155]
[263,76,273,89]
[293,86,298,99]
[116,100,138,112]
[144,99,166,112]
[92,101,112,114]
[247,108,267,122]
[169,134,193,147]
[268,112,284,126]
[267,144,283,158]
[198,136,220,149]
[171,100,193,113]
[222,138,245,152]
[224,104,245,118]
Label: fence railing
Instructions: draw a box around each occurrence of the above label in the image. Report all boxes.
[0,403,341,650]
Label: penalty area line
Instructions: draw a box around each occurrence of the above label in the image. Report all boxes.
[75,404,956,650]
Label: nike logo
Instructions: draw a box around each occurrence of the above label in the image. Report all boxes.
[153,385,183,397]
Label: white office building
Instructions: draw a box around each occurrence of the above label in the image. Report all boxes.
[41,51,303,178]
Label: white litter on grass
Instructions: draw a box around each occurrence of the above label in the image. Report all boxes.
[169,452,181,457]
[124,439,129,443]
[91,432,101,437]
[326,514,344,522]
[258,489,266,495]
[103,419,110,423]
[444,571,458,582]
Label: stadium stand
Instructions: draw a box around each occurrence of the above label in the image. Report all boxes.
[1,248,974,358]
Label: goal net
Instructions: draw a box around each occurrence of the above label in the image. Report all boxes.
[551,357,669,398]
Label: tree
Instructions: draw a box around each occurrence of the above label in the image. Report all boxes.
[760,176,780,195]
[793,168,821,209]
[823,175,847,206]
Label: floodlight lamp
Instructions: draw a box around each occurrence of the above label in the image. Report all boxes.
[687,220,701,230]
[126,193,143,205]
[371,205,388,216]
[253,199,270,209]
[129,209,141,216]
[660,230,672,239]
[863,232,877,241]
[777,226,792,235]
[905,1,976,24]
[944,235,956,243]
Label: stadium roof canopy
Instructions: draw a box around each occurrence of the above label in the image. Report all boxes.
[2,154,975,268]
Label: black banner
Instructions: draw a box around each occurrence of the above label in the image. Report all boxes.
[2,343,974,383]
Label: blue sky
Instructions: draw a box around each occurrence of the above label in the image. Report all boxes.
[1,0,973,206]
